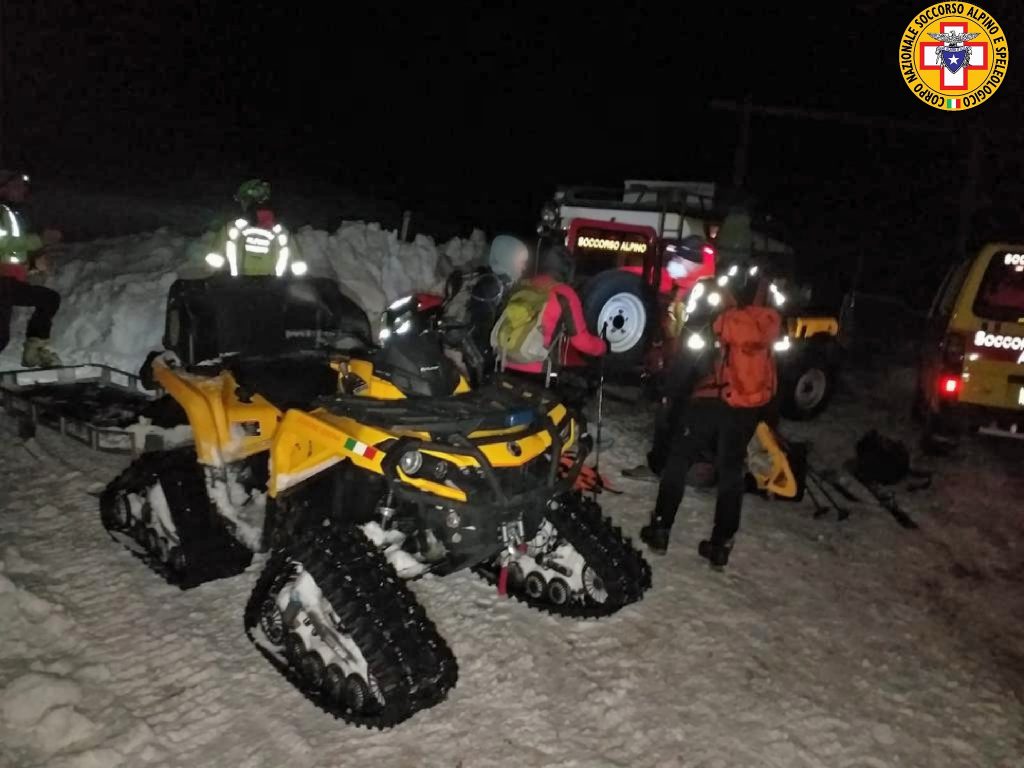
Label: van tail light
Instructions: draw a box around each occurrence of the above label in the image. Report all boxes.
[937,374,962,399]
[942,332,966,368]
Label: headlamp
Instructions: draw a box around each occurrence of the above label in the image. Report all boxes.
[399,451,423,476]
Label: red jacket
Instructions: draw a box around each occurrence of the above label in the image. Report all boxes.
[505,275,606,373]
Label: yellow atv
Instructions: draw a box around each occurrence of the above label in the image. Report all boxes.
[100,276,651,728]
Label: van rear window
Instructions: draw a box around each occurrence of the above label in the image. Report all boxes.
[973,252,1024,322]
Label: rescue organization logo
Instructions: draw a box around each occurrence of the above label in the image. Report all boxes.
[899,4,1008,111]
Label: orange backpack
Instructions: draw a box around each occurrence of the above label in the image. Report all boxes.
[715,306,781,408]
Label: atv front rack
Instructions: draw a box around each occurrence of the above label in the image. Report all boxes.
[0,365,163,455]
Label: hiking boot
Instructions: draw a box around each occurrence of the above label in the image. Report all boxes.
[640,523,670,555]
[698,539,732,570]
[622,464,658,482]
[21,338,62,368]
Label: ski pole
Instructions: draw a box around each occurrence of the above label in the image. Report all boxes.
[804,476,830,519]
[594,322,608,480]
[808,469,850,521]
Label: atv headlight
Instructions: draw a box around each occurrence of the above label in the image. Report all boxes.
[205,252,225,269]
[687,333,706,351]
[429,457,448,480]
[290,260,308,276]
[399,450,423,476]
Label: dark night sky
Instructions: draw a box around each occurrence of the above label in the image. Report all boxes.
[4,1,1024,301]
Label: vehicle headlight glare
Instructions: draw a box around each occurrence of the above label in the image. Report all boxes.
[399,450,423,476]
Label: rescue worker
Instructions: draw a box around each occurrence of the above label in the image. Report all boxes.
[203,179,307,278]
[624,236,713,481]
[640,260,781,568]
[439,234,529,386]
[714,198,754,266]
[470,235,529,348]
[0,170,63,366]
[492,243,606,387]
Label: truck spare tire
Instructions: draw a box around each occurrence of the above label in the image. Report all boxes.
[581,270,653,370]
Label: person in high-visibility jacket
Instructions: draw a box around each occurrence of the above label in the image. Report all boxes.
[203,180,307,278]
[0,170,63,367]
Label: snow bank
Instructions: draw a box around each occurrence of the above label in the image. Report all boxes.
[0,673,83,728]
[0,568,77,659]
[0,222,486,372]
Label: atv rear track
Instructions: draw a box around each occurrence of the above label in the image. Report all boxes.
[475,492,652,617]
[99,448,253,588]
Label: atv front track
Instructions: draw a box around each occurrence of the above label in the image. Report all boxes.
[244,524,458,729]
[475,492,652,618]
[99,448,253,588]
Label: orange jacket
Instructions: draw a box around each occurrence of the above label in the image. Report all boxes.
[692,304,781,407]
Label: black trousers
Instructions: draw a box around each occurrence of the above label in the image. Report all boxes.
[652,398,760,546]
[0,277,61,353]
[648,397,686,474]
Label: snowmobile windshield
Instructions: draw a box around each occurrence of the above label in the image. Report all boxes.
[973,251,1024,322]
[281,279,373,353]
[373,328,462,398]
[165,276,372,366]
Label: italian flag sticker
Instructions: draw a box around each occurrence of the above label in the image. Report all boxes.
[945,98,960,110]
[344,437,378,460]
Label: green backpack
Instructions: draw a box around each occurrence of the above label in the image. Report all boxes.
[490,283,554,364]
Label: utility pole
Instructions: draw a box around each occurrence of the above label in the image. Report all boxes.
[732,94,753,189]
[0,0,6,167]
[710,99,952,134]
[710,98,963,283]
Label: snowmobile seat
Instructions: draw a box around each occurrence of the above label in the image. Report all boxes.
[227,356,339,411]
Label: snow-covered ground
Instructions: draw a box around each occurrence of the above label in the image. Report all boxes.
[1,222,1022,766]
[1,371,1023,768]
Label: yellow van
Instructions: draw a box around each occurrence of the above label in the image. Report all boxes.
[917,243,1024,451]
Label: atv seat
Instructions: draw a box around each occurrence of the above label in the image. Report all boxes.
[227,356,339,411]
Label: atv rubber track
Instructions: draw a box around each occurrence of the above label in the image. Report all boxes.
[244,524,458,729]
[99,448,253,589]
[475,493,652,618]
